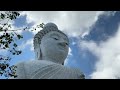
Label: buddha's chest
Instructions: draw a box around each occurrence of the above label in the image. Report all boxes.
[29,64,80,79]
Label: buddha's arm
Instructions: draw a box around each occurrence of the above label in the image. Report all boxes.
[73,68,85,79]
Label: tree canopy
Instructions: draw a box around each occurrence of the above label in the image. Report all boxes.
[0,11,44,78]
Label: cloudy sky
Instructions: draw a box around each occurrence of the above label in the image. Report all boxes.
[1,11,120,79]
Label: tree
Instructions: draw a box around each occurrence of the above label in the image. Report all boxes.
[0,11,44,78]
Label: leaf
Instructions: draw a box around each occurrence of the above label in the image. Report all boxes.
[5,44,9,48]
[0,58,3,60]
[12,12,20,17]
[40,24,44,28]
[13,43,17,47]
[17,35,23,39]
[19,51,22,54]
[12,53,15,55]
[8,24,11,28]
[0,64,6,70]
[11,33,14,36]
[0,27,3,32]
[5,33,9,37]
[0,13,5,19]
[16,51,22,55]
[8,41,11,44]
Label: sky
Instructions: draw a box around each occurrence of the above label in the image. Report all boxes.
[0,11,120,79]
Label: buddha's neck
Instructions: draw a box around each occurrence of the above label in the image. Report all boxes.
[42,56,63,65]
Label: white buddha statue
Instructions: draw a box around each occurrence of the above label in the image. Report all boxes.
[11,23,85,79]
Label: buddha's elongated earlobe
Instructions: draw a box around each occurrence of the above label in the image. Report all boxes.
[39,48,42,60]
[35,48,40,60]
[34,38,41,60]
[36,43,43,60]
[36,46,42,60]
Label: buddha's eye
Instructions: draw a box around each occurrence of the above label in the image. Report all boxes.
[53,37,59,40]
[66,43,68,46]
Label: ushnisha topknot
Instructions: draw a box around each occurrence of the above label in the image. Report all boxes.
[33,22,69,50]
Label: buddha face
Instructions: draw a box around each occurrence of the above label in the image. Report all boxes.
[40,31,69,64]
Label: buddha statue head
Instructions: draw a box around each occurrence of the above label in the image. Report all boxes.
[33,23,69,65]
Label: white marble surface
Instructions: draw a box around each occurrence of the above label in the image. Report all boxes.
[14,60,85,79]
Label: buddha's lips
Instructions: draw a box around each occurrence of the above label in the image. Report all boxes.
[58,44,66,51]
[58,43,67,47]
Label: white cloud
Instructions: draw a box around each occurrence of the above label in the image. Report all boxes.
[68,47,72,56]
[18,38,33,51]
[79,40,101,57]
[79,25,120,79]
[21,11,101,37]
[64,47,73,65]
[94,11,104,22]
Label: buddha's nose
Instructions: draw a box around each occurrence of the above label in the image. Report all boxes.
[58,41,68,47]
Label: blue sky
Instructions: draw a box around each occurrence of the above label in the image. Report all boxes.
[1,11,120,79]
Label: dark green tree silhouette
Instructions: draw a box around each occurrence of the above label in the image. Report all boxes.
[0,11,44,78]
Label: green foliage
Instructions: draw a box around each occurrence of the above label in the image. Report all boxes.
[0,13,5,19]
[0,56,17,78]
[0,11,44,79]
[0,11,21,78]
[17,34,23,39]
[0,11,20,20]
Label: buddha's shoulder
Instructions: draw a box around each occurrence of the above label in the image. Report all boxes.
[16,60,56,70]
[14,60,57,79]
